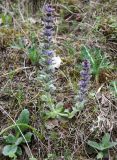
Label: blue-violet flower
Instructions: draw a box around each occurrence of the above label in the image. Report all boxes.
[78,59,91,102]
[42,4,55,58]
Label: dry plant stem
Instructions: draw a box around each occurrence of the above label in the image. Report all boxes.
[0,67,32,78]
[18,0,25,22]
[58,4,74,14]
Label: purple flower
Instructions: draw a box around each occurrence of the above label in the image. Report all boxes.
[47,59,52,65]
[42,3,55,64]
[43,50,54,56]
[43,4,54,43]
[78,59,91,102]
[44,28,53,36]
[44,4,55,13]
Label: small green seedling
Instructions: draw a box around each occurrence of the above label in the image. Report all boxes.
[87,133,117,159]
[2,109,33,159]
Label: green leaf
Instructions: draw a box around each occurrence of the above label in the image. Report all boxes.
[87,140,101,150]
[75,102,84,111]
[81,46,95,65]
[103,142,117,150]
[16,109,29,132]
[16,146,22,156]
[17,109,29,124]
[41,95,49,102]
[100,133,117,149]
[55,102,64,108]
[101,133,110,147]
[28,47,38,64]
[15,137,23,145]
[22,132,33,143]
[68,102,84,119]
[97,152,104,159]
[2,145,17,157]
[4,134,17,144]
[46,105,64,119]
[68,108,78,119]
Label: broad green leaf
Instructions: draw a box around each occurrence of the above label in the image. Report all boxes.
[101,133,110,147]
[16,109,29,132]
[4,134,17,144]
[2,145,17,157]
[17,109,29,124]
[22,132,33,143]
[87,140,101,150]
[15,137,23,145]
[103,142,117,150]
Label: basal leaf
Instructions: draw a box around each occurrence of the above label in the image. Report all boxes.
[103,142,117,150]
[22,132,33,143]
[4,134,17,144]
[101,133,110,147]
[87,140,101,150]
[16,109,29,132]
[17,109,29,124]
[15,137,23,145]
[81,46,95,65]
[2,145,17,157]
